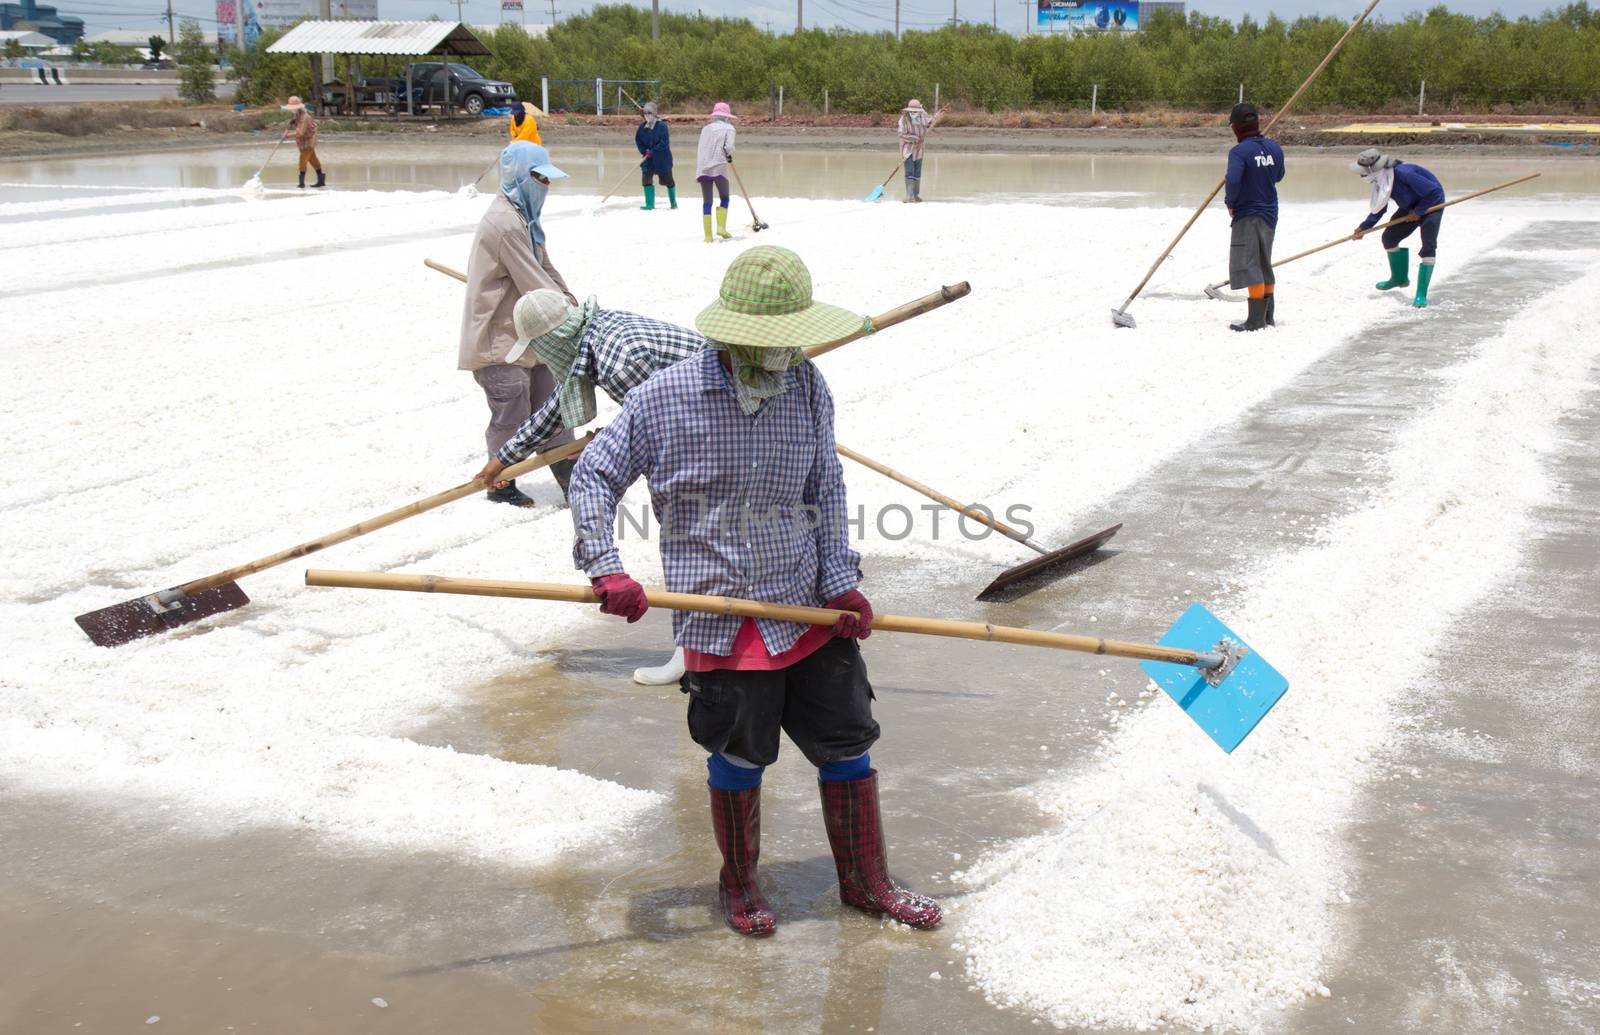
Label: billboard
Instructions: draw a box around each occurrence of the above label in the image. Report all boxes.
[502,0,522,9]
[215,0,262,48]
[1038,1,1139,32]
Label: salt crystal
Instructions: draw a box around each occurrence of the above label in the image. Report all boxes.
[371,998,388,1008]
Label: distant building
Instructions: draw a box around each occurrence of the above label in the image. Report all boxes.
[0,0,84,44]
[255,0,377,30]
[0,26,54,48]
[1138,1,1185,22]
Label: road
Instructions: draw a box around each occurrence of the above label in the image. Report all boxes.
[0,81,235,104]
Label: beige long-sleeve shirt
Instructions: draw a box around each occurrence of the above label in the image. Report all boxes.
[457,194,578,371]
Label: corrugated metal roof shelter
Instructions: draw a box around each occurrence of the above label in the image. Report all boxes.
[265,20,495,118]
[266,20,489,57]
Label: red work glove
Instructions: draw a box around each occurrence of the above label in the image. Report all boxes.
[592,574,648,623]
[825,589,873,640]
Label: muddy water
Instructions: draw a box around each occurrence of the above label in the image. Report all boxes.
[2,137,1594,206]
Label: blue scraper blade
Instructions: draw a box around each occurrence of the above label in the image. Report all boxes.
[1138,603,1288,753]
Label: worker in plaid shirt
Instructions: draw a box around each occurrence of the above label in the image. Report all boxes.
[474,289,709,687]
[567,246,942,938]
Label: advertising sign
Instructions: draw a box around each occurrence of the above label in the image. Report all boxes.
[502,0,522,9]
[215,0,262,48]
[1038,0,1139,32]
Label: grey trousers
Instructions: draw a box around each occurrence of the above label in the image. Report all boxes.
[472,363,577,457]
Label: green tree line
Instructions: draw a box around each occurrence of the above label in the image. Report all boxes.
[231,2,1600,113]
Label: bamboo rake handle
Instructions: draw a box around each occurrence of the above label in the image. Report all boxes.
[303,569,1216,667]
[834,441,1043,554]
[1115,0,1382,311]
[1205,173,1541,288]
[421,260,970,362]
[804,282,971,359]
[179,434,593,596]
[426,258,468,283]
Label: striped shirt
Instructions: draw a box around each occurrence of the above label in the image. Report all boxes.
[569,348,861,656]
[696,119,736,179]
[495,309,708,466]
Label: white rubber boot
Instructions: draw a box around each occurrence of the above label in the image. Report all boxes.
[632,646,686,685]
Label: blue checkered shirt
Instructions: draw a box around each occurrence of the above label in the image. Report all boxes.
[569,347,862,655]
[495,309,709,466]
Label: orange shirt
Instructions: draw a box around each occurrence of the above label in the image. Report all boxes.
[507,103,541,144]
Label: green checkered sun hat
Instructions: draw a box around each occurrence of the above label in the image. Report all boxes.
[695,245,868,349]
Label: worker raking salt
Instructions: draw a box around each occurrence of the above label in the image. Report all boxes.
[473,287,709,685]
[1223,102,1284,331]
[566,246,941,937]
[897,98,929,203]
[696,102,737,243]
[635,101,676,210]
[1351,148,1446,308]
[281,96,325,190]
[458,142,580,505]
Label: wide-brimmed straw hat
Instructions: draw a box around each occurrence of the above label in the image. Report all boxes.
[696,246,867,350]
[281,95,306,112]
[710,101,737,119]
[904,98,925,112]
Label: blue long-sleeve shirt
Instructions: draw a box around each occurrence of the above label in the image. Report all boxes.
[1359,162,1445,230]
[1225,135,1285,228]
[635,120,672,175]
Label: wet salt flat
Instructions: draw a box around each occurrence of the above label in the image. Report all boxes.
[1,143,1598,1033]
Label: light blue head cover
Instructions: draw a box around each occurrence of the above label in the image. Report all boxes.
[499,141,567,253]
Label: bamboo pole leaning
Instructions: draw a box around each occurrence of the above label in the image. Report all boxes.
[304,570,1227,669]
[1110,0,1383,329]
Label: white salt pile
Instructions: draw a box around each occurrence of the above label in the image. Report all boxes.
[957,262,1600,1031]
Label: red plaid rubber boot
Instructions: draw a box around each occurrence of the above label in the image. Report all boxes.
[709,786,777,937]
[818,770,942,929]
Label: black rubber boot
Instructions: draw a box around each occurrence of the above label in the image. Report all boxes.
[313,169,326,188]
[1231,297,1268,332]
[1264,293,1276,326]
[297,172,305,189]
[485,481,537,507]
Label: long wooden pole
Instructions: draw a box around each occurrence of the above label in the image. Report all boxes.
[422,258,971,361]
[173,434,593,597]
[1203,173,1541,292]
[834,441,1045,554]
[1111,0,1382,325]
[304,569,1222,667]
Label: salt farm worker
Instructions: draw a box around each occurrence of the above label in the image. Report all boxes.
[897,98,930,203]
[567,245,942,937]
[281,95,324,190]
[507,101,541,145]
[458,141,579,506]
[635,101,676,211]
[473,287,709,685]
[696,102,737,243]
[1223,101,1284,332]
[1351,148,1445,309]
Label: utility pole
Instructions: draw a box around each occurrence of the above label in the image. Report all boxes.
[319,0,331,86]
[895,0,900,39]
[651,0,658,39]
[797,0,802,32]
[951,0,957,27]
[548,0,558,25]
[164,0,174,43]
[1020,0,1030,35]
[448,0,465,20]
[992,0,996,29]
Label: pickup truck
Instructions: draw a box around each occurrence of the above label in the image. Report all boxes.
[321,62,515,116]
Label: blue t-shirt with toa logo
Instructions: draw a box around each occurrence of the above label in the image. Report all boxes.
[1225,135,1286,228]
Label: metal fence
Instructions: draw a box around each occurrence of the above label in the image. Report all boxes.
[541,77,660,115]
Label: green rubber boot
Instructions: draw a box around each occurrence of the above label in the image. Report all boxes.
[1376,248,1410,291]
[667,185,678,209]
[640,184,655,210]
[1413,261,1434,308]
[715,206,733,240]
[702,214,714,243]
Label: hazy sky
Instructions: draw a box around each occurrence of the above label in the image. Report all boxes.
[78,0,1544,44]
